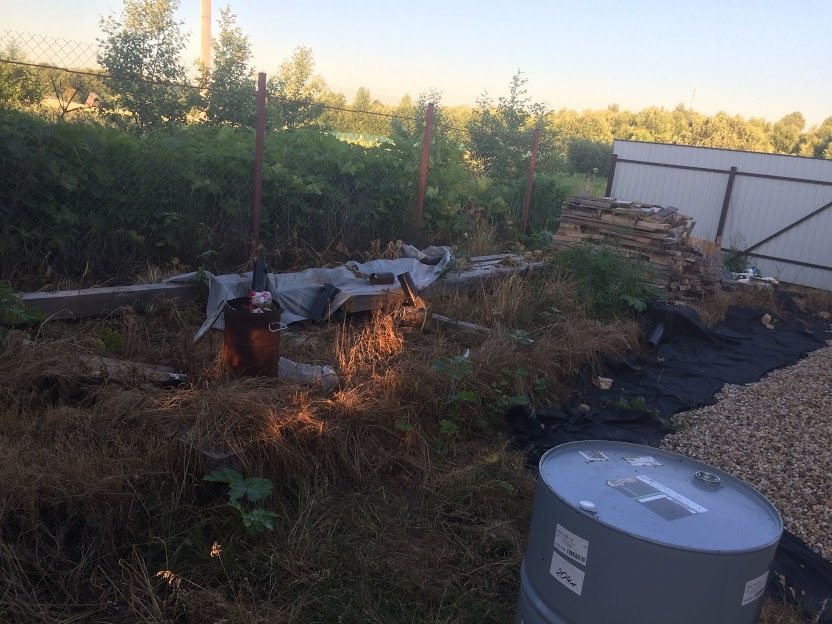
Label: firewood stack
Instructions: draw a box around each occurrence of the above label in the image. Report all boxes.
[551,196,722,298]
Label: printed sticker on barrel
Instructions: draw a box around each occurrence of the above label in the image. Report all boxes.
[550,552,585,596]
[578,450,609,462]
[741,571,768,606]
[607,475,707,521]
[554,524,589,566]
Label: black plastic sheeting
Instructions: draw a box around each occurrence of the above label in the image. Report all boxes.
[506,298,832,621]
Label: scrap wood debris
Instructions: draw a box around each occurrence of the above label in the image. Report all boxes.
[552,196,722,299]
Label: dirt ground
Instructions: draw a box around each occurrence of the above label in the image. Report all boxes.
[0,273,826,623]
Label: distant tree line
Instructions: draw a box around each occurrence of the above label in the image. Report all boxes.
[1,0,831,176]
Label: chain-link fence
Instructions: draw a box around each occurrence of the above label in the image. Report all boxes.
[1,29,569,290]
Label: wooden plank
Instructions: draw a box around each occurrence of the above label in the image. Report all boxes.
[340,261,543,315]
[341,291,405,315]
[20,339,186,384]
[83,354,187,384]
[401,308,494,335]
[562,214,671,238]
[21,282,203,320]
[468,254,515,263]
[563,210,673,231]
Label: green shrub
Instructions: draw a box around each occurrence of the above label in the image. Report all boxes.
[548,243,664,319]
[0,107,580,286]
[0,280,42,343]
[722,236,750,273]
[566,138,613,177]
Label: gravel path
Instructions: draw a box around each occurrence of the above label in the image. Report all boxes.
[661,342,832,560]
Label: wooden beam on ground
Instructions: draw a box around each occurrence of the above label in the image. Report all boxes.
[339,257,543,315]
[430,260,544,293]
[82,354,187,384]
[19,338,187,384]
[16,255,538,323]
[400,307,494,335]
[20,282,203,320]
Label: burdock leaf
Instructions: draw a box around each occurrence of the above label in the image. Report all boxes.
[203,468,243,485]
[240,477,273,502]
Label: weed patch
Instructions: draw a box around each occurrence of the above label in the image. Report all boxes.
[546,243,664,319]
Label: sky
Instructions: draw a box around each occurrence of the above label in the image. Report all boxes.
[3,0,831,126]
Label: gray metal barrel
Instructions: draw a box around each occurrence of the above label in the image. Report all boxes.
[517,441,783,624]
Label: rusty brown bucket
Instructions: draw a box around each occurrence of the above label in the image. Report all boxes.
[222,297,285,376]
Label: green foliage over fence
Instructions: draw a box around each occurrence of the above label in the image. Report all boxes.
[0,109,571,286]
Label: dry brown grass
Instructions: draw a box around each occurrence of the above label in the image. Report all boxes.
[463,216,501,258]
[793,287,832,316]
[0,278,817,623]
[686,284,785,327]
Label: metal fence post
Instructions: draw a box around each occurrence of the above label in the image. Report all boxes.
[252,72,267,254]
[415,102,435,242]
[605,153,618,197]
[521,126,542,235]
[715,166,737,243]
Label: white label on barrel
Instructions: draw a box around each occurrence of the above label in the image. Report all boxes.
[623,455,662,467]
[555,524,589,566]
[741,571,769,606]
[636,475,708,513]
[550,552,585,595]
[578,450,609,462]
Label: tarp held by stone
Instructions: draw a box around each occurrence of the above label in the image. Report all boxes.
[165,245,451,328]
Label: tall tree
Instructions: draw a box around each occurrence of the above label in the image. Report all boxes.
[344,87,390,135]
[771,112,805,154]
[268,46,327,130]
[807,116,832,159]
[467,71,552,179]
[0,41,46,109]
[204,5,255,126]
[97,0,192,133]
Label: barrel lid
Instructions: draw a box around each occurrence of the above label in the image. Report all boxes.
[539,441,783,553]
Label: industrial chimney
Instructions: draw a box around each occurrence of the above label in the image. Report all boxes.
[200,0,211,70]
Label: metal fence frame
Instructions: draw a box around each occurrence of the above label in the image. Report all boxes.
[606,140,832,290]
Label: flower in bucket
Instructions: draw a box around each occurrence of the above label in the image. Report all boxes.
[248,290,273,314]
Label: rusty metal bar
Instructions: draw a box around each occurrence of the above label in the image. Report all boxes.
[715,166,737,242]
[415,102,435,242]
[252,71,267,253]
[521,127,542,234]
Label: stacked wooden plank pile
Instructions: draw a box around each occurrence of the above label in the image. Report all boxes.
[552,196,721,298]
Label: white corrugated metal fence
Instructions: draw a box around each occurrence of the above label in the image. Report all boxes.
[609,140,832,290]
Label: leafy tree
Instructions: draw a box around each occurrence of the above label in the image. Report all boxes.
[203,5,255,127]
[771,120,800,154]
[315,89,349,130]
[97,0,193,134]
[466,71,552,180]
[779,111,806,132]
[268,46,327,130]
[808,116,832,159]
[0,42,47,109]
[567,138,612,176]
[343,87,390,135]
[392,94,414,119]
[689,112,773,152]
